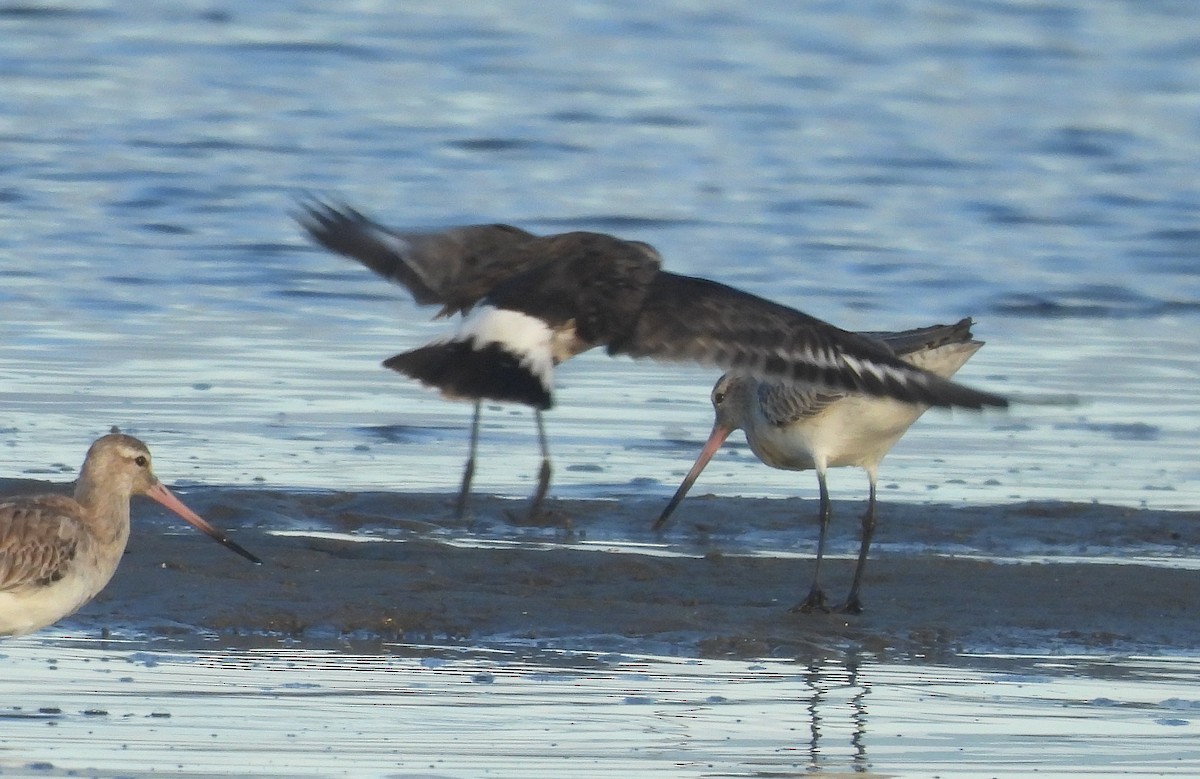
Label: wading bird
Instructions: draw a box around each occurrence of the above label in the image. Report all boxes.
[0,433,261,637]
[295,201,1004,519]
[654,318,987,614]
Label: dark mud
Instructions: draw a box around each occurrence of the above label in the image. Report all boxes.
[10,478,1194,660]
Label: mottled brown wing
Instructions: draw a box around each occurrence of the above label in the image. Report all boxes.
[0,496,89,592]
[294,200,539,315]
[618,273,1007,410]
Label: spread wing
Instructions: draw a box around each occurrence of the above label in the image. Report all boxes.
[293,199,539,316]
[485,231,662,339]
[619,273,1006,409]
[754,317,988,425]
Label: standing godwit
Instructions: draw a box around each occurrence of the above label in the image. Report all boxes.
[0,433,261,637]
[294,200,1006,518]
[654,318,987,614]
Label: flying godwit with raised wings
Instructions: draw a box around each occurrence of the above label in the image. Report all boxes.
[654,318,987,614]
[294,200,1006,518]
[0,433,261,637]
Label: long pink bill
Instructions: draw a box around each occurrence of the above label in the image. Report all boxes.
[145,482,263,565]
[652,422,733,532]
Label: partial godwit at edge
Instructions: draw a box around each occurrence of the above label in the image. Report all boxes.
[654,317,988,615]
[0,433,261,637]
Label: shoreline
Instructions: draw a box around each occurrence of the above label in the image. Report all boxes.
[8,483,1192,660]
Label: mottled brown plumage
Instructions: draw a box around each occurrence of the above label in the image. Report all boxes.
[0,496,89,592]
[0,434,260,637]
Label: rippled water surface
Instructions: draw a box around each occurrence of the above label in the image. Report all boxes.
[2,637,1199,778]
[1,1,1199,776]
[1,0,1198,509]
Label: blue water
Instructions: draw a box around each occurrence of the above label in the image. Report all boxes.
[2,1,1197,510]
[3,637,1199,778]
[2,4,1199,776]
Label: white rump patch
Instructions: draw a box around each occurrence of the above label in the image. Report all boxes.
[455,305,555,390]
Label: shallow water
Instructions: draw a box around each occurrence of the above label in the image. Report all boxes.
[3,636,1198,778]
[0,0,1198,510]
[2,1,1199,777]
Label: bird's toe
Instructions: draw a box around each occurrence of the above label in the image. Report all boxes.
[790,588,830,614]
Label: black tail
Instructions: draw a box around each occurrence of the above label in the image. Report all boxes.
[385,341,553,410]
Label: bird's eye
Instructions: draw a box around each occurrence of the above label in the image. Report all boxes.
[713,391,726,405]
[134,455,148,467]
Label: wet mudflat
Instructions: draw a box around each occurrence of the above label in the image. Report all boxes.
[50,490,1200,658]
[2,489,1197,776]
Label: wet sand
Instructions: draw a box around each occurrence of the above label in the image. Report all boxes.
[11,479,1194,659]
[4,484,1199,777]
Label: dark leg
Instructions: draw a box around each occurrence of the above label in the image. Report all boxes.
[455,402,482,520]
[527,409,552,519]
[836,473,877,615]
[791,469,831,614]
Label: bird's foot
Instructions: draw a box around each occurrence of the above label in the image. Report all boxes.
[504,503,570,527]
[789,588,830,614]
[833,597,864,615]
